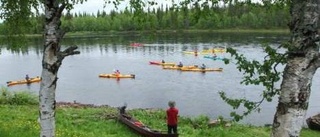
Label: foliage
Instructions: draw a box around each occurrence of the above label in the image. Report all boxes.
[0,0,38,34]
[0,0,39,49]
[219,43,288,121]
[0,1,290,34]
[0,104,318,137]
[0,88,38,105]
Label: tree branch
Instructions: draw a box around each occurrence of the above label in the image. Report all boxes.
[57,2,66,18]
[60,46,80,58]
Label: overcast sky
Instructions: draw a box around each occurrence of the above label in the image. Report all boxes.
[71,0,173,14]
[71,0,261,15]
[72,0,110,14]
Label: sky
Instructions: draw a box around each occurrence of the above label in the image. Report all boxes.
[72,0,109,14]
[71,0,173,15]
[71,0,261,15]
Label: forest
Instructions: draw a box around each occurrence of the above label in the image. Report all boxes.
[0,1,290,34]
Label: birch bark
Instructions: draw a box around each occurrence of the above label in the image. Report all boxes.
[271,0,320,136]
[39,1,79,136]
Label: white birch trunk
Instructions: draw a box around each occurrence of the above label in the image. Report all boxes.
[39,1,60,136]
[39,70,57,137]
[39,1,79,137]
[271,0,320,136]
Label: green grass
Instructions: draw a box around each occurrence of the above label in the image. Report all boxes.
[0,89,318,137]
[0,105,138,137]
[0,104,319,137]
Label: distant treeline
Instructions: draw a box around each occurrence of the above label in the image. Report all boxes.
[0,2,290,35]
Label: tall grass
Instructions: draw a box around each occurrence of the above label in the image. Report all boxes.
[0,87,38,105]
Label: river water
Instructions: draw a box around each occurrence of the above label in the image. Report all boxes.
[0,32,319,126]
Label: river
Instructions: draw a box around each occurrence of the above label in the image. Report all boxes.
[0,32,319,126]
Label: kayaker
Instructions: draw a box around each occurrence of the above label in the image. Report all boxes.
[177,62,183,67]
[114,70,120,77]
[212,54,217,59]
[166,101,179,134]
[200,64,206,70]
[25,74,30,82]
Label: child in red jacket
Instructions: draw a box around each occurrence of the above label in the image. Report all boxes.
[166,101,179,134]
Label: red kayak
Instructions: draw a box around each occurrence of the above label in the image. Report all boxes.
[149,61,161,65]
[149,61,175,66]
[130,43,143,47]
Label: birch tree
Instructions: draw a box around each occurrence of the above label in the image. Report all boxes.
[214,0,320,136]
[221,0,319,136]
[39,1,81,136]
[1,0,85,136]
[271,0,319,136]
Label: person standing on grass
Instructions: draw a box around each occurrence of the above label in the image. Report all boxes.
[166,101,179,134]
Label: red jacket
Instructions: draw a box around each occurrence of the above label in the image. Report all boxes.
[166,107,179,125]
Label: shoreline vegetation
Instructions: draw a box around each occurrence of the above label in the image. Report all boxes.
[0,90,318,137]
[64,29,290,37]
[0,2,291,37]
[0,29,290,38]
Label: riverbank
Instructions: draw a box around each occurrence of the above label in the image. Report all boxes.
[0,29,290,38]
[65,29,289,38]
[0,102,318,137]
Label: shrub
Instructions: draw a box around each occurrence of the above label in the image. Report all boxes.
[0,87,38,105]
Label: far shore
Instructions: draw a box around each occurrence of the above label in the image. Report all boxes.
[0,29,290,38]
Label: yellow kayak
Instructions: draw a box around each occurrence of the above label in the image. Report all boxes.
[7,76,41,86]
[99,74,135,78]
[202,48,226,53]
[182,51,210,55]
[180,67,223,72]
[163,65,198,70]
[183,49,226,55]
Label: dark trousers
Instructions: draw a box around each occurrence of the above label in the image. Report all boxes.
[167,124,177,134]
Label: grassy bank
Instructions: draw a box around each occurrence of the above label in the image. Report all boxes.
[0,89,318,137]
[0,104,318,137]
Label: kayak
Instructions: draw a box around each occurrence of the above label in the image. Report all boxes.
[182,51,210,55]
[7,76,41,86]
[130,43,143,47]
[149,61,176,66]
[99,74,135,78]
[183,49,226,55]
[204,55,225,60]
[202,48,226,53]
[163,65,198,70]
[180,67,223,72]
